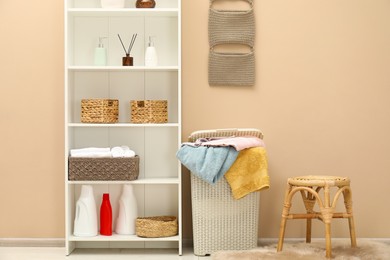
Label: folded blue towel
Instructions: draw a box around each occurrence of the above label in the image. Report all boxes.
[176,145,238,184]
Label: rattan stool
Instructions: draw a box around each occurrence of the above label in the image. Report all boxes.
[277,175,357,258]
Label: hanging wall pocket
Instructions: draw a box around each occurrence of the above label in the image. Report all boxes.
[208,7,255,46]
[208,0,256,86]
[209,49,255,86]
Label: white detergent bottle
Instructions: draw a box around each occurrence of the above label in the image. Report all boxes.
[73,185,98,237]
[145,36,158,67]
[115,184,138,235]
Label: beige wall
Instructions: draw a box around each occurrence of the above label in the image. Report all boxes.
[1,0,389,239]
[0,1,64,237]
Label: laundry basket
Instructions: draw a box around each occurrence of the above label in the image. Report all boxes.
[188,128,263,256]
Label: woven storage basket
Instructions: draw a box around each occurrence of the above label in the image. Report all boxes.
[131,100,167,123]
[189,128,262,256]
[81,99,119,123]
[136,216,178,238]
[208,8,255,47]
[209,50,255,86]
[68,156,139,181]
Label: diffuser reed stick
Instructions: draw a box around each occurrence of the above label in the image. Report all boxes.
[117,33,138,56]
[128,34,137,55]
[117,34,128,55]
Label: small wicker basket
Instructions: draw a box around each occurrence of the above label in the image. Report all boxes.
[136,216,178,238]
[81,99,119,123]
[131,100,167,123]
[68,156,139,181]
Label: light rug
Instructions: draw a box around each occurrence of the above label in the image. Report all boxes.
[211,239,390,260]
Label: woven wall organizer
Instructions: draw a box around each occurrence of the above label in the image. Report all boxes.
[208,0,255,86]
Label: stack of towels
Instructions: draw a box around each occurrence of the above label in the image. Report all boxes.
[70,146,136,158]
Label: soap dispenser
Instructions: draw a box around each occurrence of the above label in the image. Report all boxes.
[145,36,158,67]
[94,37,108,66]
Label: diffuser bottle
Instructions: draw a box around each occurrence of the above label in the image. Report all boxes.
[115,185,138,235]
[73,185,98,237]
[145,36,158,67]
[100,193,112,236]
[94,37,107,66]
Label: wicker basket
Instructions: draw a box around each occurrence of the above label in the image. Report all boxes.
[189,128,262,256]
[131,100,167,123]
[68,156,139,181]
[81,99,119,123]
[136,216,178,238]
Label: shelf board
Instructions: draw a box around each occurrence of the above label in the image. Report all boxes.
[69,234,179,242]
[68,66,179,72]
[68,8,179,17]
[68,178,180,185]
[67,123,179,128]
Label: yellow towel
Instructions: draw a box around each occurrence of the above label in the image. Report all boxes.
[225,147,270,200]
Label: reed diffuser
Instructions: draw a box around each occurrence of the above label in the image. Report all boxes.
[118,33,137,66]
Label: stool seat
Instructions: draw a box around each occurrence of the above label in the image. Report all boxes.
[277,175,357,258]
[288,175,350,187]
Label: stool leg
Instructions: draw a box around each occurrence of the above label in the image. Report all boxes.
[300,189,316,243]
[348,216,357,247]
[325,222,332,258]
[343,188,357,248]
[277,183,292,252]
[322,184,333,259]
[306,217,312,243]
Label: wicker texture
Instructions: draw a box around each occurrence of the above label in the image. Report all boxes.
[136,216,178,238]
[208,8,255,47]
[208,50,255,86]
[81,99,119,123]
[131,100,167,123]
[208,0,256,86]
[189,128,263,256]
[277,175,357,258]
[289,175,350,187]
[68,156,139,181]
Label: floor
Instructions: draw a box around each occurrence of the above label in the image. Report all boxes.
[0,247,210,260]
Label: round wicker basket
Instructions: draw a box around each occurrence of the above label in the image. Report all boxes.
[136,216,178,238]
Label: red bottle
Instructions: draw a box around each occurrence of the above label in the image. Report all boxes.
[100,193,112,236]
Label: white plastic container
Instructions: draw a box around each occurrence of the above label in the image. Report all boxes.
[115,184,138,235]
[101,0,125,8]
[73,185,98,237]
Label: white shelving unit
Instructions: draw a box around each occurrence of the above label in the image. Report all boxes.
[64,0,181,255]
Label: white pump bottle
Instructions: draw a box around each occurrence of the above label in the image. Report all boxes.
[145,36,158,67]
[94,37,107,66]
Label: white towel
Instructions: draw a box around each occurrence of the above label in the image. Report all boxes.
[111,146,136,158]
[111,147,125,158]
[123,149,136,157]
[70,147,111,158]
[121,146,135,157]
[70,147,135,158]
[121,145,130,151]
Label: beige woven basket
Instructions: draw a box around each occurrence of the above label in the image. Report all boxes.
[81,99,119,123]
[208,50,255,86]
[68,156,139,181]
[189,128,262,256]
[131,100,167,123]
[136,216,178,238]
[208,8,255,47]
